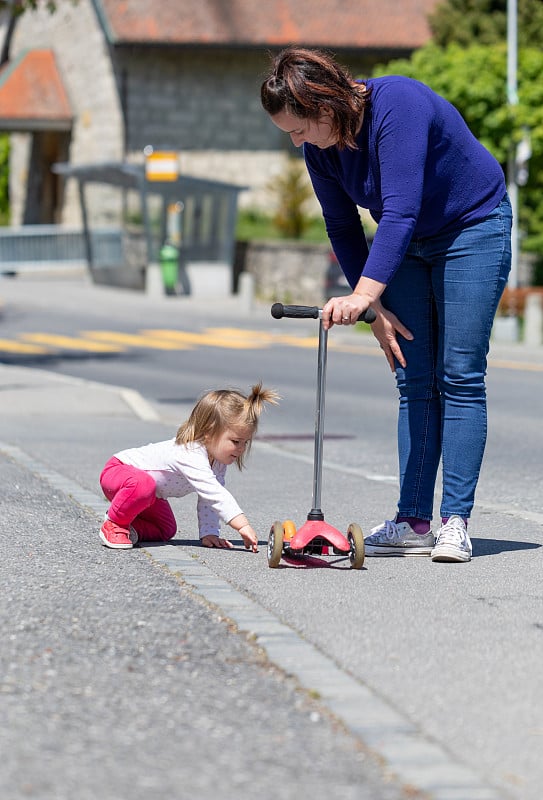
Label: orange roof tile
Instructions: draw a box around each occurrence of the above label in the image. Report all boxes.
[96,0,439,50]
[0,49,72,131]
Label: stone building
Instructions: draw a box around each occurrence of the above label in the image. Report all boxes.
[0,0,438,227]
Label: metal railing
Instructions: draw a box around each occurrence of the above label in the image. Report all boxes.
[0,225,122,273]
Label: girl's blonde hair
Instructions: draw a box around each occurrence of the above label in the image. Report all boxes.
[175,383,279,469]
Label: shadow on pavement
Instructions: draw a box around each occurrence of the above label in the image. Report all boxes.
[471,537,541,558]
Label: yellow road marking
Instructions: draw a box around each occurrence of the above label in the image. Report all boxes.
[21,333,123,352]
[330,342,382,356]
[205,327,275,343]
[275,334,320,349]
[489,358,543,372]
[82,331,194,350]
[1,328,540,375]
[207,327,321,348]
[142,329,267,349]
[0,338,50,354]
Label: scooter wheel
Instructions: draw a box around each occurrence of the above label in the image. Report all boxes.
[347,523,365,570]
[268,521,285,568]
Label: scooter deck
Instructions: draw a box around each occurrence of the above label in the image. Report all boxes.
[288,520,350,553]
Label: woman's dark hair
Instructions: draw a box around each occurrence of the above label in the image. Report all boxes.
[261,46,372,150]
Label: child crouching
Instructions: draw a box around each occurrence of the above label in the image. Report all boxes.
[99,383,279,551]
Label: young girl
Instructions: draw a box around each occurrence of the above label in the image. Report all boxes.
[99,383,279,551]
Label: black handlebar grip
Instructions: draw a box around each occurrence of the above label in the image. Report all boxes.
[358,308,377,324]
[271,303,376,324]
[271,303,319,319]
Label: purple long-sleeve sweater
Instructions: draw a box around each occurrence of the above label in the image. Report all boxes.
[303,76,506,288]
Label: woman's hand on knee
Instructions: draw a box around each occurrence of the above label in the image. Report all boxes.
[371,303,413,371]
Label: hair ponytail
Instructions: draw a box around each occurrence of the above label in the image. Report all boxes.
[245,382,280,426]
[176,383,279,468]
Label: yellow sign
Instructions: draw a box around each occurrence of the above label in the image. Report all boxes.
[145,150,179,181]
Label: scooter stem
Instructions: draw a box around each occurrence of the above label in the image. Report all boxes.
[308,313,327,521]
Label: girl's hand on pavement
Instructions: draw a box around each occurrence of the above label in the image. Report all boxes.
[201,535,234,549]
[239,524,259,553]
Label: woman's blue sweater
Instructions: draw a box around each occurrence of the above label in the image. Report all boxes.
[304,75,506,288]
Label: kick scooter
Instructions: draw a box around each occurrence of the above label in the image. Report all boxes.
[267,302,376,570]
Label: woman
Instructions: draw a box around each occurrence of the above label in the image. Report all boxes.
[261,47,512,562]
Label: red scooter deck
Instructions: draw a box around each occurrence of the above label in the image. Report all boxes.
[288,520,350,553]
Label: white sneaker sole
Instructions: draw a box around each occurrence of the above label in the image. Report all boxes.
[99,529,133,549]
[431,545,471,562]
[364,545,433,556]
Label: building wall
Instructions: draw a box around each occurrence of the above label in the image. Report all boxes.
[115,45,375,214]
[116,46,304,212]
[8,132,31,225]
[8,0,380,226]
[10,0,124,225]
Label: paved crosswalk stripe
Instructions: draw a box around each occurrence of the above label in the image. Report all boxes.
[82,331,194,350]
[142,329,268,349]
[1,328,541,374]
[0,338,49,354]
[20,333,123,352]
[207,327,319,349]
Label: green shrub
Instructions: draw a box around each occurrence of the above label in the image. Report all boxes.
[267,157,313,239]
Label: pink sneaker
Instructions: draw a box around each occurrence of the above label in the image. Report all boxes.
[100,519,135,549]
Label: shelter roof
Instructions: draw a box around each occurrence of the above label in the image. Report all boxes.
[0,49,72,132]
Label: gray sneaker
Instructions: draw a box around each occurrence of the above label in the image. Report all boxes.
[364,518,434,556]
[431,516,472,562]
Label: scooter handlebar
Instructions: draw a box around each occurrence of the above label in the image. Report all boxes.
[271,303,319,319]
[271,302,376,324]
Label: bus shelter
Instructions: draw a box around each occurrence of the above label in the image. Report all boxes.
[52,161,246,294]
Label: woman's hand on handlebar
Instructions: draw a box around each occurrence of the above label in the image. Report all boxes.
[322,292,373,329]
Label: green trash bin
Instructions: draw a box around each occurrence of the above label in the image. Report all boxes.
[159,242,179,295]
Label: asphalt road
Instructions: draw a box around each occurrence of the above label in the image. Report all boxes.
[1,272,542,800]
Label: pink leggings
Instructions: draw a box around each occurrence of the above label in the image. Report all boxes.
[100,457,177,542]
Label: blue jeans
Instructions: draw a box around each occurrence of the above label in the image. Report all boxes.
[381,196,512,521]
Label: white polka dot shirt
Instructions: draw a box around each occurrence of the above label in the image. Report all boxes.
[114,439,243,538]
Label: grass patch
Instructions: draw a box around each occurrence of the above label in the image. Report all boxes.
[236,208,328,243]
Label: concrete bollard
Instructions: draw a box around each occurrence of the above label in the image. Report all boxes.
[492,314,520,342]
[524,292,543,346]
[146,262,164,298]
[238,271,255,315]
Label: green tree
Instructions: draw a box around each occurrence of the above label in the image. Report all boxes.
[373,43,543,257]
[0,1,77,65]
[429,0,543,48]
